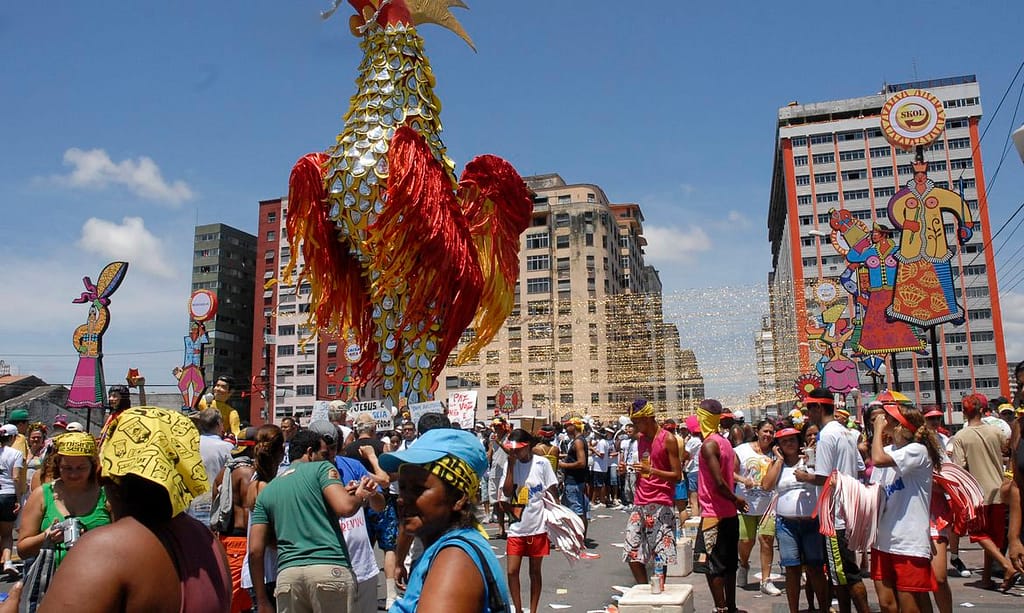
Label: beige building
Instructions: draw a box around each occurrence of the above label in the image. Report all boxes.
[437,174,704,422]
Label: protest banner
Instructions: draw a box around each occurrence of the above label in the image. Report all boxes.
[348,399,394,431]
[447,390,478,429]
[408,400,444,428]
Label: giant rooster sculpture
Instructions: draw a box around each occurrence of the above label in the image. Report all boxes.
[284,0,533,404]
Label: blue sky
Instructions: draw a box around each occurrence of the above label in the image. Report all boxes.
[2,1,1024,406]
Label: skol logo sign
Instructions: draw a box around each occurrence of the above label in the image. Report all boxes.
[881,89,946,150]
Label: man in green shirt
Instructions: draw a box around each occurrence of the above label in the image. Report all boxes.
[249,429,377,613]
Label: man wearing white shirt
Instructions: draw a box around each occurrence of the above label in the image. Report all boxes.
[618,424,639,506]
[795,388,869,613]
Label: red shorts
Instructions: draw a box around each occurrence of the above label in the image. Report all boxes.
[969,504,1007,549]
[507,533,550,558]
[871,549,937,593]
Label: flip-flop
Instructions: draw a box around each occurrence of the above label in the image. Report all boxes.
[1001,571,1021,592]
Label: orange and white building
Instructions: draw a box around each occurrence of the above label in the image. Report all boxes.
[767,75,1009,412]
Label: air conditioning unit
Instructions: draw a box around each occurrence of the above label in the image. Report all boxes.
[955,345,963,351]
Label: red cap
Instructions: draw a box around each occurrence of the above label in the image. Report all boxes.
[775,427,801,439]
[924,409,944,419]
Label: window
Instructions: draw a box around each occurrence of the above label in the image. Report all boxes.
[278,325,295,336]
[325,363,337,374]
[874,186,895,198]
[809,133,833,145]
[528,369,553,385]
[264,250,275,260]
[814,172,836,184]
[795,175,810,186]
[838,149,865,161]
[556,235,570,249]
[559,370,574,385]
[837,130,862,141]
[525,233,549,249]
[797,195,811,206]
[526,278,550,294]
[841,170,866,181]
[866,128,883,139]
[486,350,499,364]
[277,345,295,356]
[587,193,596,202]
[791,137,807,147]
[946,118,969,129]
[526,254,549,271]
[971,330,994,342]
[816,192,838,204]
[950,158,973,170]
[559,393,574,404]
[812,153,834,165]
[486,372,500,387]
[798,215,812,226]
[793,155,808,167]
[296,363,315,376]
[527,300,551,315]
[869,146,890,158]
[843,189,869,200]
[509,348,521,363]
[276,365,294,377]
[554,213,570,227]
[557,195,570,204]
[296,385,314,396]
[528,323,552,339]
[267,231,276,242]
[968,308,991,320]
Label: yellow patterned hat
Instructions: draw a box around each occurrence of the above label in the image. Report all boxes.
[54,432,97,457]
[99,407,208,517]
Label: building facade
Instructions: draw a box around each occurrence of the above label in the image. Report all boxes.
[767,75,1009,411]
[438,174,704,421]
[249,198,379,426]
[191,223,257,419]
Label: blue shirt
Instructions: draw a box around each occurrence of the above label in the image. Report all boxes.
[390,527,510,613]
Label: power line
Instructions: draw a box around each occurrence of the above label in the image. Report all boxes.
[2,349,181,358]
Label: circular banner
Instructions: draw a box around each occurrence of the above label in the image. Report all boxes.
[880,89,946,150]
[188,289,218,322]
[344,343,363,364]
[496,385,522,414]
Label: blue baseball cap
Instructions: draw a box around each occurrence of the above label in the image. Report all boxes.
[379,428,486,478]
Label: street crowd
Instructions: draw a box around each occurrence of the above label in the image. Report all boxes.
[1,364,1024,613]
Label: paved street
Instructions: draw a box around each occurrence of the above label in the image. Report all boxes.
[5,506,1024,612]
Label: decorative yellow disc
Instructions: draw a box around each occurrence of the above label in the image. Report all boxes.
[880,89,946,150]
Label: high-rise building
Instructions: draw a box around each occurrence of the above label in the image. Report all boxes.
[752,315,779,414]
[767,75,1009,410]
[191,223,257,419]
[250,198,380,426]
[438,174,704,421]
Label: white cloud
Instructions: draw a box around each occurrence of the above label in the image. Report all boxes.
[0,252,190,390]
[1001,291,1024,361]
[727,210,751,227]
[78,217,176,278]
[642,224,713,264]
[52,148,194,205]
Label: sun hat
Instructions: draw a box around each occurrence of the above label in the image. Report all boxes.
[66,422,85,432]
[54,432,97,457]
[379,428,487,499]
[0,425,17,437]
[9,409,29,422]
[100,407,208,517]
[998,403,1015,415]
[732,409,745,422]
[775,427,801,439]
[52,415,69,429]
[924,409,944,419]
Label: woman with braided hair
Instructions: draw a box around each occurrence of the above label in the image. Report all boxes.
[870,403,944,612]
